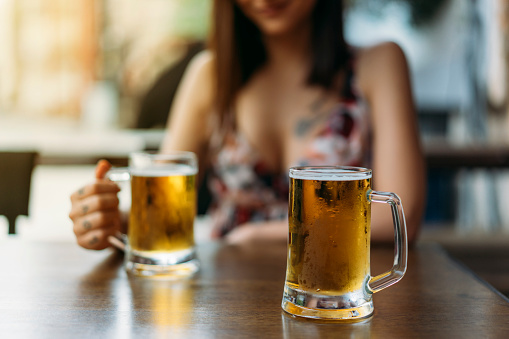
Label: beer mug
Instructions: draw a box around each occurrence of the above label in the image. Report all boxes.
[281,166,407,320]
[108,151,199,278]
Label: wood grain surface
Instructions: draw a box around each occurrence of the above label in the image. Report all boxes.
[0,239,508,338]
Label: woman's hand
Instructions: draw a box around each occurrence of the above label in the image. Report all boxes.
[69,160,122,250]
[225,220,288,245]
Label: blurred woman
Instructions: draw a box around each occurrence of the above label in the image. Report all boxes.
[69,0,425,249]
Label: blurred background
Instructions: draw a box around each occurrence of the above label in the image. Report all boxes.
[1,0,509,289]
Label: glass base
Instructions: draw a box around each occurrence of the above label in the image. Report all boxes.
[125,247,199,279]
[282,284,374,321]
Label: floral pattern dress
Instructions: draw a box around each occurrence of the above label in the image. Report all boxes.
[207,59,371,238]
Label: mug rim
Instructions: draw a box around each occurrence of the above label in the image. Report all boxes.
[129,151,198,174]
[130,150,197,160]
[289,166,372,180]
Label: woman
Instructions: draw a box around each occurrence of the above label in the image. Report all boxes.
[69,0,425,249]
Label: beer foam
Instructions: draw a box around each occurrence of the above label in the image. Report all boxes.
[130,164,197,177]
[289,167,371,181]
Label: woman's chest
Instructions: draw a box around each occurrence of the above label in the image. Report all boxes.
[232,85,369,173]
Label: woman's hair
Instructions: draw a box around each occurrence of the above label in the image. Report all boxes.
[210,0,349,121]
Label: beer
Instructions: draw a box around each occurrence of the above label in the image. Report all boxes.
[129,166,196,254]
[286,174,371,295]
[282,166,408,320]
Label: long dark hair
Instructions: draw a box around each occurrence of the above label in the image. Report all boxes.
[210,0,349,122]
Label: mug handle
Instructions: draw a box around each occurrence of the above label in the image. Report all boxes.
[105,168,131,252]
[367,190,408,293]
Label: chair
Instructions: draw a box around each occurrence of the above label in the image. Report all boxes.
[0,151,38,234]
[136,41,205,129]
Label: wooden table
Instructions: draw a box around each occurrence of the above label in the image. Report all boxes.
[0,239,508,338]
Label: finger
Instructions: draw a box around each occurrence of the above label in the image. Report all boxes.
[73,210,121,236]
[69,193,119,219]
[70,181,120,202]
[77,227,117,250]
[95,160,112,180]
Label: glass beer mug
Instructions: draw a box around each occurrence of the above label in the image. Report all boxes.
[108,151,199,278]
[281,166,407,320]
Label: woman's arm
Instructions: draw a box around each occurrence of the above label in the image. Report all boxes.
[160,50,215,181]
[357,42,426,245]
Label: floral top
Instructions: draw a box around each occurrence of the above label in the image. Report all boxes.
[207,58,371,238]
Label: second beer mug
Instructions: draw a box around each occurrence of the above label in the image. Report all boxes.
[108,151,199,278]
[282,166,407,320]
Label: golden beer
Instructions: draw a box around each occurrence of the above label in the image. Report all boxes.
[282,166,408,321]
[286,175,371,295]
[109,151,199,278]
[129,168,196,254]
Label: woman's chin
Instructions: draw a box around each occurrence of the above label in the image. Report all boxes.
[257,22,299,38]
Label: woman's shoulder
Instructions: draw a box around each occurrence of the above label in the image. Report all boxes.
[184,49,216,87]
[354,42,410,96]
[355,41,407,71]
[356,41,406,60]
[188,49,215,72]
[179,49,216,110]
